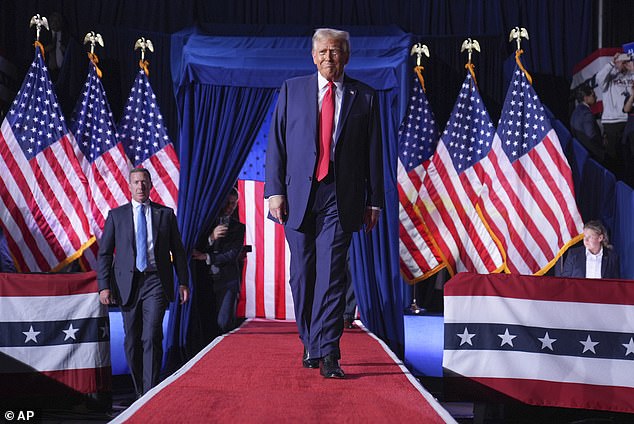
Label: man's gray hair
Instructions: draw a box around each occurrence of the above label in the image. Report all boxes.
[129,167,152,181]
[312,28,350,54]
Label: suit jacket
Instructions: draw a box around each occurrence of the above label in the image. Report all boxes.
[560,245,620,279]
[199,217,246,291]
[97,202,189,305]
[570,103,604,160]
[264,73,384,232]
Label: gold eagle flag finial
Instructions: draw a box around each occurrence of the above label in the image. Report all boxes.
[83,31,104,55]
[134,37,154,62]
[410,43,429,67]
[509,27,532,84]
[83,32,105,78]
[460,38,480,66]
[460,38,481,85]
[509,27,529,51]
[29,14,49,43]
[410,43,430,92]
[134,37,154,75]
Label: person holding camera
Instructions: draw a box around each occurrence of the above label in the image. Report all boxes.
[595,52,634,176]
[192,187,246,335]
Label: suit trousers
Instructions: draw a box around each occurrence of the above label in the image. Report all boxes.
[120,272,167,396]
[285,172,352,359]
[213,280,239,334]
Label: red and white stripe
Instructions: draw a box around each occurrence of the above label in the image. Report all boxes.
[478,132,583,274]
[0,271,110,394]
[419,142,504,275]
[237,180,294,320]
[0,120,94,272]
[397,159,444,282]
[69,139,131,239]
[142,144,180,214]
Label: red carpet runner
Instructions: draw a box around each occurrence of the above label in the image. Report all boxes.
[112,319,454,423]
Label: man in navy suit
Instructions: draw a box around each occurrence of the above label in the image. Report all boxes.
[265,28,384,378]
[98,168,190,396]
[570,84,604,163]
[192,188,246,337]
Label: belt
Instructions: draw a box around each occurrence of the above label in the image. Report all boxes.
[135,269,158,276]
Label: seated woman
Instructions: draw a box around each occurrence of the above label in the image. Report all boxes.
[561,220,620,279]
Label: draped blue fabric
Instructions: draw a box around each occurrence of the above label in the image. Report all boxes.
[165,25,411,362]
[613,182,634,279]
[165,80,275,364]
[350,88,406,355]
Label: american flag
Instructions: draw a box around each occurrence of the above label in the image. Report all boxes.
[0,271,111,396]
[397,77,444,282]
[118,69,179,212]
[477,64,583,274]
[419,72,504,275]
[236,99,294,320]
[0,47,94,272]
[444,272,634,414]
[69,61,131,240]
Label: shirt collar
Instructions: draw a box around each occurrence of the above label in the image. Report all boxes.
[131,199,150,209]
[585,247,603,258]
[317,72,344,91]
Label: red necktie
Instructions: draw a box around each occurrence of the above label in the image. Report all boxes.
[317,81,335,181]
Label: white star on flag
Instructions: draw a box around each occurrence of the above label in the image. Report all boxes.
[538,332,557,350]
[23,325,40,343]
[622,337,634,356]
[498,328,517,347]
[580,335,599,354]
[457,327,476,346]
[63,323,79,341]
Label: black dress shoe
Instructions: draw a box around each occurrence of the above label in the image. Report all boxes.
[302,347,319,369]
[319,354,345,379]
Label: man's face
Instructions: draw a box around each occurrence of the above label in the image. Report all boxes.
[222,194,239,217]
[129,171,152,203]
[312,38,349,81]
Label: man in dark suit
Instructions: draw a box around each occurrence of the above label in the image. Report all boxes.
[265,28,384,378]
[98,168,189,396]
[192,188,246,337]
[570,84,604,163]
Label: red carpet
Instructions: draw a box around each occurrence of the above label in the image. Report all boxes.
[113,319,454,423]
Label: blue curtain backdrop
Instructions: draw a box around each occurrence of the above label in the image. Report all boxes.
[166,80,276,363]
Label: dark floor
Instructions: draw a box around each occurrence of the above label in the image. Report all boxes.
[423,376,634,424]
[5,376,137,423]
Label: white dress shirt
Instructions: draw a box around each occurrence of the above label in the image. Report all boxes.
[585,247,603,279]
[132,199,155,269]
